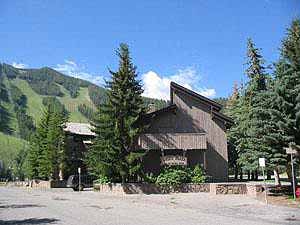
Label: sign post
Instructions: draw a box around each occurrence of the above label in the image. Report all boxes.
[284,145,299,201]
[259,158,267,204]
[78,167,81,193]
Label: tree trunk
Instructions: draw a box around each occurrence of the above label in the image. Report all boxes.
[234,167,238,180]
[267,170,271,180]
[251,172,255,180]
[255,170,258,181]
[273,168,281,186]
[239,170,243,181]
[247,171,250,180]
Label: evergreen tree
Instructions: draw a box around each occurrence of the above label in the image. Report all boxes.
[272,19,300,183]
[87,43,146,182]
[225,83,241,179]
[46,107,67,180]
[236,39,268,178]
[27,104,67,180]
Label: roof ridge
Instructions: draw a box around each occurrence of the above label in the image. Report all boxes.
[170,81,222,111]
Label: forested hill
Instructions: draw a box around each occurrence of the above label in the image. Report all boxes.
[0,63,167,142]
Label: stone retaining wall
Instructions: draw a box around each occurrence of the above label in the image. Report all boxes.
[5,180,66,189]
[94,182,263,196]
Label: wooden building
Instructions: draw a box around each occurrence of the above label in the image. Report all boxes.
[63,82,232,181]
[138,82,233,181]
[63,122,95,179]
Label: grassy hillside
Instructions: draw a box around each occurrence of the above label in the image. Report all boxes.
[58,85,95,123]
[10,78,45,124]
[0,132,28,167]
[0,62,167,173]
[1,76,19,134]
[10,78,93,123]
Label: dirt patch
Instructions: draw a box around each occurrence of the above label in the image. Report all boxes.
[258,195,300,208]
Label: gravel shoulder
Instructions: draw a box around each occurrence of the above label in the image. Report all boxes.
[0,187,299,225]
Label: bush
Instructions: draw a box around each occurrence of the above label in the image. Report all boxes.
[155,166,191,188]
[94,175,109,184]
[191,165,205,184]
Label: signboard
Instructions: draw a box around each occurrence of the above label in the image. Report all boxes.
[259,158,265,167]
[284,147,298,155]
[161,155,187,166]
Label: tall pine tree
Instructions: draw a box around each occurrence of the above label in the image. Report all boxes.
[27,104,67,180]
[87,43,146,182]
[271,19,300,183]
[236,39,268,179]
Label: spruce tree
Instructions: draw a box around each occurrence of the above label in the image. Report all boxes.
[225,83,241,179]
[27,104,67,180]
[87,43,146,182]
[272,19,300,183]
[236,39,268,179]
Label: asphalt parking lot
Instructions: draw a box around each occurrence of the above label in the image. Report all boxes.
[0,187,299,225]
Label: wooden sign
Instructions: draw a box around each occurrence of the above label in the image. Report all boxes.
[284,147,299,155]
[161,155,187,166]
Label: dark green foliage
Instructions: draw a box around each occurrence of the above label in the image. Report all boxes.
[87,43,146,182]
[155,165,205,187]
[143,97,168,111]
[88,85,107,107]
[42,96,68,117]
[191,165,205,184]
[28,80,63,97]
[1,63,19,79]
[226,39,269,176]
[27,104,67,180]
[18,67,86,98]
[10,84,35,140]
[78,103,95,121]
[0,77,13,134]
[156,167,191,188]
[12,146,28,180]
[226,20,300,183]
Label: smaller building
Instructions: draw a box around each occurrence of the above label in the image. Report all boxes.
[63,122,95,179]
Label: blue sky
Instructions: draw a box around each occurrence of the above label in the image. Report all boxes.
[1,1,299,99]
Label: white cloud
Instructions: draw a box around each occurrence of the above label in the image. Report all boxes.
[12,62,28,69]
[142,68,216,100]
[53,60,105,86]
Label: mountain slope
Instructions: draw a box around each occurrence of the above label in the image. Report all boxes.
[0,62,167,142]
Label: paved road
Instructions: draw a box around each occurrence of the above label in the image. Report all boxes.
[0,187,299,225]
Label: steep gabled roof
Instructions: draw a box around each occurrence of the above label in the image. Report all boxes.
[170,82,233,126]
[170,82,223,111]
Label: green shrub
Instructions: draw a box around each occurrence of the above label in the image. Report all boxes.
[155,166,191,188]
[94,175,110,184]
[144,173,157,183]
[191,165,205,184]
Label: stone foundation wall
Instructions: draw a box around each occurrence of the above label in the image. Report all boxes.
[94,182,263,196]
[210,183,247,195]
[5,180,66,189]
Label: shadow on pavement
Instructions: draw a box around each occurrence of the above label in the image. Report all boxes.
[0,204,45,209]
[0,218,58,224]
